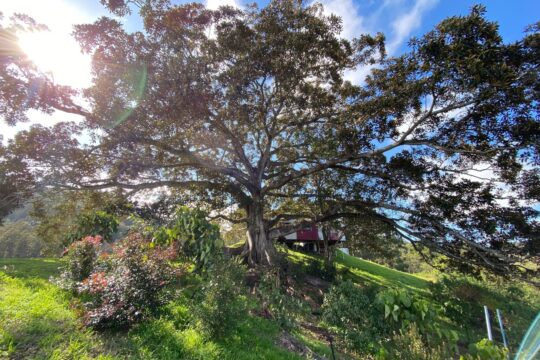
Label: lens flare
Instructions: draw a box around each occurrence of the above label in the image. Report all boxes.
[515,312,540,360]
[108,64,148,128]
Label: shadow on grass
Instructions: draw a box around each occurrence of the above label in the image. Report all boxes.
[0,258,60,280]
[93,314,301,360]
[0,271,92,359]
[334,251,430,290]
[286,249,430,294]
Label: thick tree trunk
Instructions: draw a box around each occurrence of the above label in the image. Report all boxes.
[245,199,276,265]
[322,223,330,259]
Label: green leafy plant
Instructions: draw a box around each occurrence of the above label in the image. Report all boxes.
[460,339,508,360]
[0,328,15,358]
[375,288,459,347]
[257,269,308,330]
[378,324,448,360]
[152,207,220,271]
[54,235,102,290]
[66,210,119,245]
[192,257,247,338]
[322,280,390,354]
[430,276,485,341]
[304,258,337,282]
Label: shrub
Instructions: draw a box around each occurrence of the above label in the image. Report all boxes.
[375,288,458,347]
[65,210,119,245]
[304,258,337,282]
[257,268,309,330]
[78,233,182,328]
[192,257,246,338]
[55,235,102,290]
[322,280,390,354]
[460,339,508,360]
[430,276,485,339]
[152,206,220,271]
[378,324,448,360]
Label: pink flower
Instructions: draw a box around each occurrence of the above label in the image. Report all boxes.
[86,271,108,294]
[82,235,103,247]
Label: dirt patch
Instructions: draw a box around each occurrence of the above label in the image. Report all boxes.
[276,331,327,359]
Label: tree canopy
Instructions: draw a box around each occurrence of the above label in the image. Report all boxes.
[1,1,538,279]
[0,141,34,224]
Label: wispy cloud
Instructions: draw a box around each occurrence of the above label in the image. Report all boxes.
[315,0,368,40]
[387,0,438,54]
[206,0,242,10]
[314,0,438,84]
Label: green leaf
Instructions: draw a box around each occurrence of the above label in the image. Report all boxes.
[399,292,411,307]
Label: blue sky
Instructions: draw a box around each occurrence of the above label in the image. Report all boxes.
[1,0,539,142]
[78,1,540,60]
[4,0,540,85]
[72,0,539,48]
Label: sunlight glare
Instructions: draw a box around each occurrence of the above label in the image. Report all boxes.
[18,30,92,89]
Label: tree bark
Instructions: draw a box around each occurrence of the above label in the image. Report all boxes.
[322,223,330,260]
[245,199,276,265]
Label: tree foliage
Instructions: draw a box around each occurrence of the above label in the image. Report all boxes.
[29,190,124,254]
[0,142,34,225]
[66,210,119,245]
[0,220,42,258]
[1,2,538,278]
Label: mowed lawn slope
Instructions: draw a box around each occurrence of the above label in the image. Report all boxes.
[287,249,430,291]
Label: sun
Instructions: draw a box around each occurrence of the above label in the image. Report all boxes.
[18,30,92,89]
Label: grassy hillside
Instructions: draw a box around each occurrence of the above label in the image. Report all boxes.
[0,259,307,359]
[288,249,430,291]
[1,254,538,359]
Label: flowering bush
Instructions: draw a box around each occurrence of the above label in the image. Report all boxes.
[78,233,183,328]
[55,235,103,290]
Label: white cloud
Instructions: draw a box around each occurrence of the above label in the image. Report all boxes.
[314,0,437,85]
[315,0,368,40]
[313,0,373,84]
[387,0,438,54]
[205,0,242,39]
[206,0,242,10]
[344,64,374,84]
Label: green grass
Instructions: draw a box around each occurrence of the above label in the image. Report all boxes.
[0,258,61,279]
[335,250,430,290]
[1,253,538,359]
[0,258,304,359]
[0,266,114,359]
[287,248,430,292]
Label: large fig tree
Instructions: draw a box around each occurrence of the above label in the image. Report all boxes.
[1,2,538,277]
